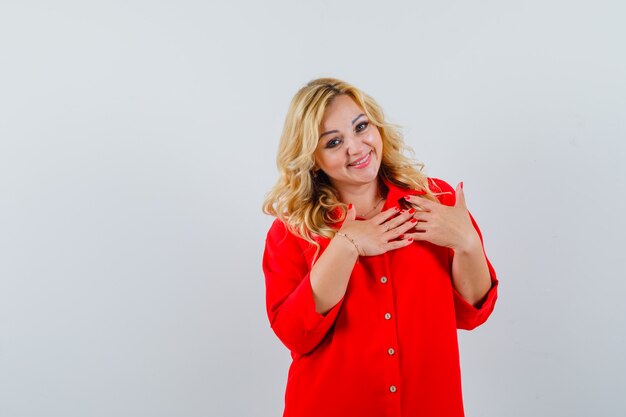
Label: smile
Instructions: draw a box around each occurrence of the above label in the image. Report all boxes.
[348,151,372,168]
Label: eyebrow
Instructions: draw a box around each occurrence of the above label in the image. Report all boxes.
[319,113,366,139]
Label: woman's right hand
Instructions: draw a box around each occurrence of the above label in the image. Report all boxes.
[338,205,417,256]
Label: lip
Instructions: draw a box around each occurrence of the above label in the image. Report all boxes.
[348,151,372,169]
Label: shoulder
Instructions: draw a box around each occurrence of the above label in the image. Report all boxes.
[264,218,320,267]
[266,217,292,244]
[427,177,456,206]
[265,218,311,250]
[264,218,299,260]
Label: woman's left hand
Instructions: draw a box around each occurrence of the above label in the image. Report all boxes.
[403,182,481,252]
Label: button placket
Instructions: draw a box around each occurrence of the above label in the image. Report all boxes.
[378,260,400,401]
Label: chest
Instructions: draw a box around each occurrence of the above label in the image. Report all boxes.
[304,239,453,321]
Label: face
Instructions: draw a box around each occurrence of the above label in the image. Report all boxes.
[313,94,383,192]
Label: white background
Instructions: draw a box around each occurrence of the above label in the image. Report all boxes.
[1,1,625,416]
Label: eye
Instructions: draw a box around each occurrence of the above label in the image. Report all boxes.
[356,121,369,132]
[325,137,342,149]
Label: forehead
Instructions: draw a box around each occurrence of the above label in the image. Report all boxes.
[321,95,364,127]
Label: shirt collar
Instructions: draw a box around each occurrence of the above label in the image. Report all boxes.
[381,176,426,210]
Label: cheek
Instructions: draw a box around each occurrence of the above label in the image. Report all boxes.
[365,128,382,145]
[326,153,344,169]
[313,146,327,164]
[375,131,384,149]
[314,150,338,170]
[366,132,383,151]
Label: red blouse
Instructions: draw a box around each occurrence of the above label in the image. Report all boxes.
[262,177,498,417]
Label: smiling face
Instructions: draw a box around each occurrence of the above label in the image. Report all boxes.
[314,94,383,193]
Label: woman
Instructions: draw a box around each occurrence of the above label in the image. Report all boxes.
[262,78,498,417]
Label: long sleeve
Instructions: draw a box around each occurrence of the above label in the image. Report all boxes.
[262,219,344,355]
[451,254,498,330]
[428,178,499,330]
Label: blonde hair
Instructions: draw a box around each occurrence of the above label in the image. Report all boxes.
[263,77,439,250]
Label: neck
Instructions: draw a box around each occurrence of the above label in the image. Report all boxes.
[336,179,384,218]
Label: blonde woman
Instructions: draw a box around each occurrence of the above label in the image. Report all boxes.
[262,78,498,417]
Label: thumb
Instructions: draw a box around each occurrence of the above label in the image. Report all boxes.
[346,203,357,221]
[454,182,467,208]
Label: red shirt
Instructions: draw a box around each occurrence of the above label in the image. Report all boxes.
[262,177,498,417]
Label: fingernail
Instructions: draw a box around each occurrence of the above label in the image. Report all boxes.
[408,208,416,214]
[460,182,464,189]
[410,218,417,223]
[399,234,405,239]
[348,203,353,209]
[403,195,411,200]
[407,237,413,242]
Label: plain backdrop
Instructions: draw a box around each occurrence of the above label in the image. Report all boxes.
[1,1,625,416]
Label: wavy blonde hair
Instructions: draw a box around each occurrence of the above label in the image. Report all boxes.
[263,77,439,249]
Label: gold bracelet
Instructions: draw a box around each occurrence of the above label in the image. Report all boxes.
[335,232,363,256]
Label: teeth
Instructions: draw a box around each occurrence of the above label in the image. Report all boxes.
[350,153,370,166]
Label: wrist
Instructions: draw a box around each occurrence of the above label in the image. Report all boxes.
[453,233,482,255]
[335,232,362,256]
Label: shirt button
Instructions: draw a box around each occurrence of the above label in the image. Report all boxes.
[384,313,392,320]
[380,276,388,284]
[388,348,395,355]
[389,385,397,393]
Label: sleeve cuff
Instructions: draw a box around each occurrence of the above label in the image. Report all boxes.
[452,256,499,330]
[286,272,344,335]
[268,271,345,355]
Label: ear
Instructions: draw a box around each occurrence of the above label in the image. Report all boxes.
[312,155,320,170]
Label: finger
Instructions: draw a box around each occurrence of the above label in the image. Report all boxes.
[401,232,427,241]
[382,208,415,230]
[385,236,414,251]
[387,217,422,239]
[371,206,401,224]
[454,182,467,208]
[403,218,422,233]
[412,219,427,232]
[403,218,429,234]
[411,211,431,222]
[403,195,435,211]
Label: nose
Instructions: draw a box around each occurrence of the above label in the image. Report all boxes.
[344,133,367,155]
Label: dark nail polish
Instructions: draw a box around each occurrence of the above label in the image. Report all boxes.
[410,218,417,223]
[408,208,416,214]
